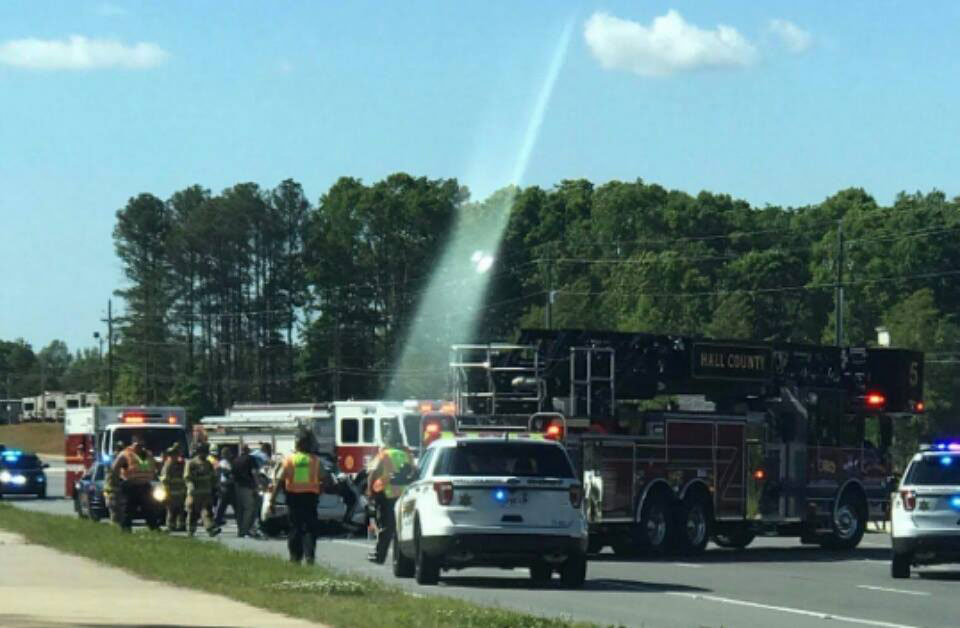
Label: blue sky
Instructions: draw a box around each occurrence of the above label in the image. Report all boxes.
[2,1,959,352]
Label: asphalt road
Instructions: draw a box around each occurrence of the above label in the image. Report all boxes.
[9,484,960,628]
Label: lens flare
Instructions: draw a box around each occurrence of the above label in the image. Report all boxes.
[386,16,576,399]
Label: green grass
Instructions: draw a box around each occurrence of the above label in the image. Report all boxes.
[0,423,64,455]
[0,504,605,628]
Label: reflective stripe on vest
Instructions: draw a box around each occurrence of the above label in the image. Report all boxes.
[283,453,321,494]
[120,448,154,484]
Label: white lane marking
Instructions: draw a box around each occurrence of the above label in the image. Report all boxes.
[857,585,929,596]
[667,592,919,628]
[331,539,374,549]
[670,562,703,568]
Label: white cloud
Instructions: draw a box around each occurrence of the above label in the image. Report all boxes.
[0,35,168,70]
[768,18,812,53]
[583,10,756,77]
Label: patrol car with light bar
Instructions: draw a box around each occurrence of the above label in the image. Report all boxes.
[0,449,48,499]
[891,441,960,578]
[391,414,588,587]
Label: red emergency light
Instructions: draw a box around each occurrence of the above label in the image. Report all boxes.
[865,392,886,408]
[914,400,925,413]
[753,469,766,481]
[122,414,146,424]
[544,420,565,442]
[167,416,178,424]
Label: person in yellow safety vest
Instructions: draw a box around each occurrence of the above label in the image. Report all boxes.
[367,422,415,564]
[159,442,187,532]
[270,432,326,565]
[111,435,158,532]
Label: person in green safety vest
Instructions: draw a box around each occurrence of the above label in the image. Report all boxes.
[367,422,415,564]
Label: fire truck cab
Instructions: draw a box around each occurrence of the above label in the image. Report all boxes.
[64,406,188,498]
[449,330,925,555]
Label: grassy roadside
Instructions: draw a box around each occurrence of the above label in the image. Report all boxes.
[0,504,605,628]
[0,423,63,455]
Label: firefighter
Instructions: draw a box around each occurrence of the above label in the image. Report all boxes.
[184,442,221,537]
[104,440,125,527]
[366,422,415,564]
[160,442,187,532]
[270,432,325,564]
[111,435,157,532]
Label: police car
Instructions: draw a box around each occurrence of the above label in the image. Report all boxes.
[391,417,588,587]
[0,449,48,499]
[891,441,960,578]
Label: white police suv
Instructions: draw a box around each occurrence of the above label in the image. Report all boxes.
[891,441,960,578]
[391,433,588,587]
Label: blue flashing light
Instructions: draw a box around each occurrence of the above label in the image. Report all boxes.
[951,496,960,510]
[493,489,508,503]
[942,456,953,466]
[933,441,960,452]
[2,449,22,459]
[101,454,112,464]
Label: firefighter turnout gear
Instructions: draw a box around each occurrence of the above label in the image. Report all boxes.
[184,450,220,537]
[112,444,158,531]
[160,444,187,531]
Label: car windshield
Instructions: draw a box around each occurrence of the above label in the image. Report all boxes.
[113,428,187,457]
[906,455,960,485]
[0,454,42,470]
[436,443,574,478]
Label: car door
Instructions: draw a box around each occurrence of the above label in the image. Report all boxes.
[398,446,436,544]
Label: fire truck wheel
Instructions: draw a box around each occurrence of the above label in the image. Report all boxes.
[393,529,415,578]
[821,491,867,550]
[712,527,755,549]
[674,494,711,555]
[635,492,672,555]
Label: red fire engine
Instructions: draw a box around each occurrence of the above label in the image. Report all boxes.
[447,330,924,554]
[64,406,188,497]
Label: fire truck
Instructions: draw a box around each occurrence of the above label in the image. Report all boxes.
[199,401,428,474]
[64,406,188,498]
[444,329,924,554]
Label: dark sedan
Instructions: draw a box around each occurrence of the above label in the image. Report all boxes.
[0,450,48,498]
[74,461,110,521]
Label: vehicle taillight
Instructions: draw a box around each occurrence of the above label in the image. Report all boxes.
[865,391,886,409]
[569,484,583,508]
[434,481,454,506]
[900,490,916,511]
[545,420,565,441]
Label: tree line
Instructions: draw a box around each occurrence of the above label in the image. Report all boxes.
[7,175,958,441]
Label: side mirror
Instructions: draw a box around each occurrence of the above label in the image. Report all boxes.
[42,463,50,469]
[885,475,899,489]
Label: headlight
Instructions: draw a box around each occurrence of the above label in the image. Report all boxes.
[0,470,11,483]
[152,485,168,502]
[12,475,27,486]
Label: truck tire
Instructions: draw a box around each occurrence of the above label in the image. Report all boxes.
[393,529,414,578]
[413,520,440,585]
[891,552,911,579]
[712,527,756,549]
[635,492,672,555]
[673,493,711,555]
[560,552,587,588]
[820,491,866,550]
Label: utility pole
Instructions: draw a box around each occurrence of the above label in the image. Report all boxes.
[835,220,844,347]
[544,247,555,330]
[101,300,114,405]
